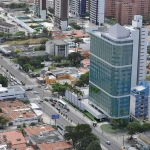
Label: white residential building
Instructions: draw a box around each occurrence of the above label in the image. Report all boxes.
[46,39,69,57]
[0,21,17,34]
[89,0,105,26]
[0,85,25,101]
[54,0,69,30]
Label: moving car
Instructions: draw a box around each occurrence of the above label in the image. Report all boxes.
[26,87,33,91]
[33,91,39,94]
[106,141,111,145]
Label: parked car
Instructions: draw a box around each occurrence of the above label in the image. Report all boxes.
[51,103,55,107]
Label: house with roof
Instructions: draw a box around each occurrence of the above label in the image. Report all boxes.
[0,130,34,150]
[0,100,38,126]
[38,141,73,150]
[24,125,64,145]
[0,84,25,101]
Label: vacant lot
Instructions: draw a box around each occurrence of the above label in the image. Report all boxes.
[4,38,48,45]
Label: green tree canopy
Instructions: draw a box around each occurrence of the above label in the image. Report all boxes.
[48,7,54,14]
[76,72,89,87]
[125,122,142,138]
[64,124,100,149]
[25,7,29,13]
[51,83,67,97]
[0,75,8,87]
[0,115,9,127]
[52,56,62,62]
[86,141,102,150]
[68,52,82,66]
[15,31,25,37]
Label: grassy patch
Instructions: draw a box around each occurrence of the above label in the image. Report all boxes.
[11,59,18,64]
[84,111,96,121]
[100,124,124,134]
[48,66,56,71]
[33,67,43,73]
[4,38,48,45]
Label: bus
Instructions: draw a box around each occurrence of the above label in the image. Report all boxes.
[58,99,67,108]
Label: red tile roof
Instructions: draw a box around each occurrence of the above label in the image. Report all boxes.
[25,125,55,136]
[38,141,73,150]
[0,130,26,145]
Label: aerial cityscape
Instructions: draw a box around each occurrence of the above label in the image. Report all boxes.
[0,0,150,150]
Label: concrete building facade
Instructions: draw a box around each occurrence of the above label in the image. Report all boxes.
[89,0,105,26]
[54,0,69,31]
[89,15,148,118]
[34,0,47,20]
[46,39,69,57]
[0,21,17,34]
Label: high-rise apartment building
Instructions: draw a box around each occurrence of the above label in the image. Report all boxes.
[34,0,47,20]
[105,0,149,25]
[54,0,69,31]
[89,15,148,118]
[116,1,137,25]
[89,0,105,25]
[70,0,86,17]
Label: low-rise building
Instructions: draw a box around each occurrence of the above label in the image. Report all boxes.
[0,21,17,34]
[38,141,73,150]
[24,125,63,144]
[46,39,69,57]
[0,85,25,101]
[0,100,39,125]
[131,80,149,118]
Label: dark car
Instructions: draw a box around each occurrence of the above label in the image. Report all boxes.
[26,87,33,91]
[51,103,55,107]
[44,98,49,102]
[50,98,53,102]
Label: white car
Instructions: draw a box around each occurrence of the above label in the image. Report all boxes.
[33,91,39,94]
[106,141,111,145]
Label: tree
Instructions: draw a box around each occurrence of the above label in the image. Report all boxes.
[76,72,89,87]
[25,7,29,13]
[52,56,62,62]
[48,7,54,14]
[75,133,98,150]
[86,141,102,150]
[0,115,9,127]
[15,31,25,37]
[0,75,8,87]
[125,122,142,139]
[68,52,82,66]
[111,118,121,129]
[74,38,83,52]
[51,83,67,97]
[64,124,92,146]
[42,27,49,36]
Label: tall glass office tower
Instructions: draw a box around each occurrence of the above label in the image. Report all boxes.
[89,16,148,118]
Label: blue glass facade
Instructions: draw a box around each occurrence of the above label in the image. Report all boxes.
[89,33,133,118]
[79,0,86,17]
[131,81,149,117]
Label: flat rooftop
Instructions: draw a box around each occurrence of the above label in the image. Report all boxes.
[0,21,15,27]
[30,130,63,143]
[134,85,145,91]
